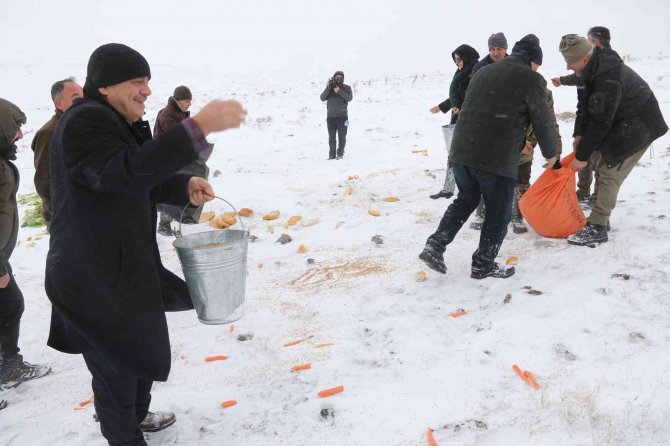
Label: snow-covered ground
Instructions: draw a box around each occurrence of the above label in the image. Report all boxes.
[2,57,670,445]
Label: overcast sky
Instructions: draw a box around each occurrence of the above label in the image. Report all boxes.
[1,0,668,86]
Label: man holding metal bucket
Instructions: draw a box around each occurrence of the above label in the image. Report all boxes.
[45,43,247,446]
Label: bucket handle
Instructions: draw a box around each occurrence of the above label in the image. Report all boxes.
[175,196,246,238]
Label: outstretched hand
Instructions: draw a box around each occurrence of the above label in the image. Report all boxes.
[188,177,215,206]
[192,100,247,136]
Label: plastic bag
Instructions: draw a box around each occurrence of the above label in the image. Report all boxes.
[518,153,586,238]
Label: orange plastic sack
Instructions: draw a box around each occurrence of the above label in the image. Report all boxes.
[518,153,587,238]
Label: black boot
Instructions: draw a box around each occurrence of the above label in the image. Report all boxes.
[429,191,453,200]
[0,355,51,390]
[157,219,175,237]
[418,247,447,274]
[567,222,608,246]
[0,399,7,410]
[471,263,515,279]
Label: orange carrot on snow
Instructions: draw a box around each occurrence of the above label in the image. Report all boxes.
[524,371,541,390]
[291,363,312,371]
[283,339,305,347]
[318,385,344,398]
[229,324,235,333]
[450,309,467,318]
[512,364,530,383]
[78,399,92,407]
[205,355,229,362]
[315,343,334,349]
[427,428,438,446]
[220,400,237,409]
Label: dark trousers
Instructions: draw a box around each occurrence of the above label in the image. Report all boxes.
[83,350,153,446]
[426,162,515,271]
[327,116,348,158]
[0,268,24,365]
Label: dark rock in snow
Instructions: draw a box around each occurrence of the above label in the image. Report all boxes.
[276,234,292,244]
[611,273,631,280]
[371,235,384,245]
[503,294,512,304]
[237,334,254,342]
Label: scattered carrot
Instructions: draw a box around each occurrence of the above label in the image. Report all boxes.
[229,324,235,333]
[220,400,237,409]
[506,256,519,265]
[205,355,229,362]
[315,343,334,349]
[283,339,305,347]
[78,399,92,407]
[524,371,541,390]
[382,196,400,202]
[512,364,528,382]
[450,309,467,318]
[427,428,438,446]
[368,209,381,217]
[318,385,344,398]
[291,363,312,372]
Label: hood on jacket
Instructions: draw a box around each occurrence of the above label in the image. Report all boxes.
[452,44,480,65]
[0,98,26,161]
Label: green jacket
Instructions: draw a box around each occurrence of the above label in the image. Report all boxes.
[522,89,562,164]
[31,109,63,220]
[449,57,557,178]
[0,98,26,276]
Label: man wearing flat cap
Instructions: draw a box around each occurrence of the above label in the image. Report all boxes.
[419,34,557,279]
[155,85,214,235]
[559,34,667,246]
[45,43,247,445]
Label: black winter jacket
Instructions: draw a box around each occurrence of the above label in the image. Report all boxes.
[46,91,200,381]
[575,47,667,166]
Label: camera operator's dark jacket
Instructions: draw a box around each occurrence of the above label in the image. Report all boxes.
[46,85,199,381]
[574,47,667,167]
[320,83,353,118]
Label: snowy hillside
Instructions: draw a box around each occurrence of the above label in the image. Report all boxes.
[2,57,670,446]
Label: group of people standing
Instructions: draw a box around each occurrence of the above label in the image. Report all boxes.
[1,43,247,445]
[419,28,667,278]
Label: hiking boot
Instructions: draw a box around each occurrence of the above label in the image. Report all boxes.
[418,248,447,274]
[0,400,7,410]
[576,190,592,210]
[567,222,608,246]
[471,263,515,279]
[336,155,343,160]
[0,357,51,390]
[512,185,528,234]
[429,191,453,200]
[327,156,336,160]
[157,220,175,237]
[139,411,176,433]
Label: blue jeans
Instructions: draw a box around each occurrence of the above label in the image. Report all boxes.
[426,162,515,271]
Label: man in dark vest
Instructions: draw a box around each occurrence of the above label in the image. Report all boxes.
[419,35,557,279]
[46,43,247,445]
[0,99,51,411]
[154,85,213,235]
[559,34,667,246]
[31,77,83,226]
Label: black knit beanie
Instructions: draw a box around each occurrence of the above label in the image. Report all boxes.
[85,43,151,88]
[512,34,543,65]
[173,85,192,101]
[587,26,611,46]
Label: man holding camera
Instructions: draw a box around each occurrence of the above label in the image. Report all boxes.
[320,71,353,160]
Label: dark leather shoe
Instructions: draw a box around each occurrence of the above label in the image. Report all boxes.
[138,411,176,433]
[429,191,453,200]
[471,263,515,279]
[419,248,447,274]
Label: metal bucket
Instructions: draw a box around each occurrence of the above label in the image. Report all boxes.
[173,197,248,325]
[441,124,455,150]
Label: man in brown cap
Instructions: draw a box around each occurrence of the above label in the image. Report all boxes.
[559,34,668,246]
[155,85,213,235]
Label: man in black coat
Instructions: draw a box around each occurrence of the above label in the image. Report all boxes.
[419,35,557,279]
[559,35,668,246]
[46,43,247,445]
[320,70,353,160]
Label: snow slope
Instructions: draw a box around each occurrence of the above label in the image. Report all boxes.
[1,58,670,445]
